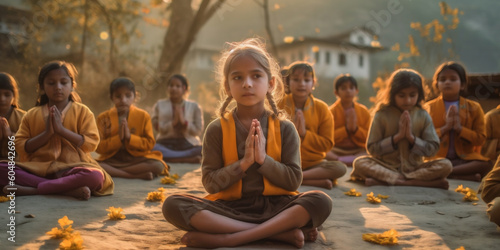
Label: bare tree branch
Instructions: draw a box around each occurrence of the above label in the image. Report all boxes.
[90,0,116,71]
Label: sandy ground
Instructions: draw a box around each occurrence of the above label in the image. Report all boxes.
[1,163,500,250]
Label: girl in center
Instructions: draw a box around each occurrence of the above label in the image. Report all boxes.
[279,62,347,189]
[96,77,169,180]
[162,38,332,248]
[351,69,452,189]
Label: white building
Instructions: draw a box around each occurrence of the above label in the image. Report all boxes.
[277,27,384,81]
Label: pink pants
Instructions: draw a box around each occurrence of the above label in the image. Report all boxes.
[0,163,104,195]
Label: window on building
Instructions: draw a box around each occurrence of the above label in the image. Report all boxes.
[315,51,320,63]
[339,53,346,66]
[358,36,365,45]
[325,52,331,65]
[359,54,364,67]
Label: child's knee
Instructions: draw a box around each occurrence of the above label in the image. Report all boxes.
[352,157,373,171]
[487,197,500,227]
[82,170,104,191]
[151,161,166,175]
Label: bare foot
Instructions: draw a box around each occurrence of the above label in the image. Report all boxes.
[270,228,305,248]
[448,174,482,182]
[302,179,333,189]
[396,178,449,190]
[181,231,233,248]
[138,172,154,180]
[63,186,91,200]
[475,173,482,182]
[365,178,388,187]
[302,227,318,242]
[3,185,38,196]
[436,179,450,190]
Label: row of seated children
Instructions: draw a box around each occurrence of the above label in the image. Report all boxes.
[0,59,498,196]
[279,60,495,190]
[0,62,173,200]
[349,62,493,187]
[0,38,498,247]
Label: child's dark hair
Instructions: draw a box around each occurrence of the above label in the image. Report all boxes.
[0,72,20,108]
[280,67,290,94]
[374,68,425,112]
[36,61,81,106]
[285,61,316,91]
[167,74,190,97]
[110,77,136,98]
[334,74,358,92]
[216,38,285,119]
[432,61,467,97]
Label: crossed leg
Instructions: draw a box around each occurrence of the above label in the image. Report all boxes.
[183,205,316,248]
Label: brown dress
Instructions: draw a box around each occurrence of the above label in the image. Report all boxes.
[162,111,332,231]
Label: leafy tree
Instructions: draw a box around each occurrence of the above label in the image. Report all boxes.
[370,1,463,108]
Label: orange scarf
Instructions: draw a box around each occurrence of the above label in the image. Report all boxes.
[205,113,299,201]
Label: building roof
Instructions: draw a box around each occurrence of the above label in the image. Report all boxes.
[277,27,385,52]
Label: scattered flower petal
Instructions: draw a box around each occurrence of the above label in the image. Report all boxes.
[147,187,166,202]
[59,231,84,250]
[377,194,389,199]
[463,191,479,202]
[0,196,9,202]
[455,185,479,201]
[106,206,126,220]
[171,173,180,180]
[46,216,74,239]
[362,229,399,245]
[366,192,381,204]
[344,188,362,197]
[161,176,176,184]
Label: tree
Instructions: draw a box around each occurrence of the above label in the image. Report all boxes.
[370,1,463,107]
[253,0,278,58]
[156,0,226,81]
[23,0,141,72]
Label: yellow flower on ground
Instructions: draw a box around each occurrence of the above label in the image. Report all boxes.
[161,176,176,184]
[455,185,479,201]
[455,246,465,250]
[377,194,389,199]
[0,196,9,202]
[147,187,166,202]
[58,216,74,227]
[366,192,381,204]
[106,206,126,220]
[344,188,362,197]
[455,184,475,194]
[46,227,71,239]
[362,229,399,245]
[59,231,84,250]
[46,216,74,239]
[171,173,180,180]
[463,191,479,202]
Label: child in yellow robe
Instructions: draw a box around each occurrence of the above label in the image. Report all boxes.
[3,61,114,200]
[96,77,168,180]
[352,69,452,189]
[279,62,346,189]
[483,105,500,161]
[0,72,26,160]
[479,155,500,228]
[425,62,492,181]
[327,74,371,166]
